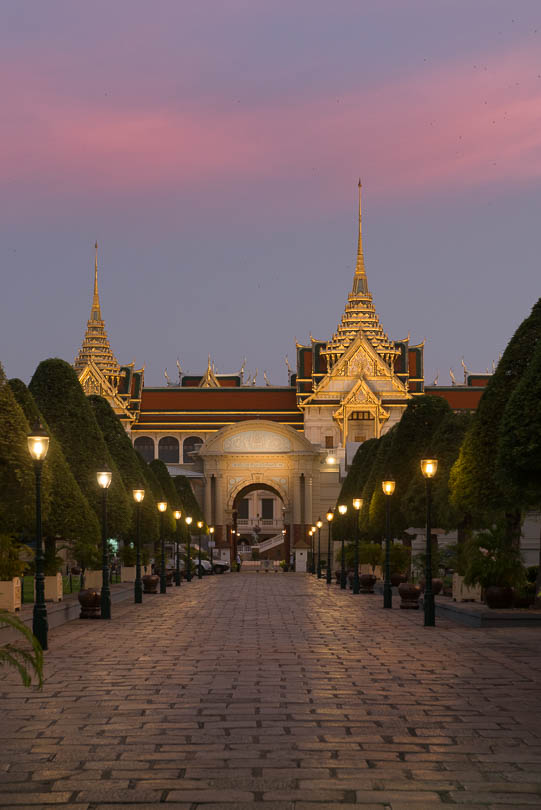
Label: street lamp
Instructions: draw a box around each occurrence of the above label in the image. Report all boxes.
[197,520,204,579]
[381,479,395,609]
[157,501,167,593]
[337,504,348,589]
[308,529,313,573]
[97,466,113,620]
[316,519,323,579]
[185,516,193,581]
[133,487,145,603]
[421,458,438,627]
[352,498,363,595]
[310,525,316,574]
[173,510,182,586]
[208,527,215,572]
[27,423,50,650]
[326,508,334,585]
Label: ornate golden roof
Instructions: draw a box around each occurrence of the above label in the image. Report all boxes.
[323,182,398,369]
[74,242,121,389]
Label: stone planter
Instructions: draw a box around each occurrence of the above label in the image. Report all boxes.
[143,574,159,594]
[45,573,63,602]
[121,566,136,582]
[78,588,101,619]
[0,578,22,612]
[390,572,407,587]
[359,573,376,593]
[485,586,514,610]
[452,573,482,602]
[398,582,421,609]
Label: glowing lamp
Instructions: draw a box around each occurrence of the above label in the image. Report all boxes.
[133,488,145,503]
[382,480,396,496]
[420,458,438,479]
[97,467,112,489]
[157,501,167,513]
[352,497,363,511]
[27,424,50,461]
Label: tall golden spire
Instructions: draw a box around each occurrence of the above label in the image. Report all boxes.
[352,179,368,296]
[91,241,101,321]
[74,242,120,387]
[323,181,399,369]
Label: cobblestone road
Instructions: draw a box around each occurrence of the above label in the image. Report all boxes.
[1,573,541,809]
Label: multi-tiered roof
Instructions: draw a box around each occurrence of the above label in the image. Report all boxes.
[74,243,121,391]
[323,181,399,370]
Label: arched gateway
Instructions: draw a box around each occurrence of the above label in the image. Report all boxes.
[198,420,323,563]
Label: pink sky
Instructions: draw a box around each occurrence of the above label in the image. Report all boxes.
[2,38,540,215]
[1,1,540,388]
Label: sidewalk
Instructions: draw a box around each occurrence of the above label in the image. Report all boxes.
[1,574,541,808]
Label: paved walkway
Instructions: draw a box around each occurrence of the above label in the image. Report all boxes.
[1,574,541,809]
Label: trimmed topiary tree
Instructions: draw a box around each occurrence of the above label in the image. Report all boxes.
[450,298,541,545]
[9,378,100,562]
[88,395,158,546]
[0,363,42,537]
[29,359,131,540]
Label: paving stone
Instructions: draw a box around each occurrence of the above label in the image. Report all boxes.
[1,575,541,808]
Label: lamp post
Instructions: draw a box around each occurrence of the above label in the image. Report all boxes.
[197,521,204,578]
[173,510,182,586]
[381,479,395,609]
[326,508,334,585]
[133,487,145,603]
[157,501,167,594]
[310,525,316,574]
[208,527,215,572]
[185,516,193,581]
[337,504,347,589]
[421,458,438,627]
[97,466,113,620]
[352,498,363,595]
[27,424,50,650]
[316,519,323,579]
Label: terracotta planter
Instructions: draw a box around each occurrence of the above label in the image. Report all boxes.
[485,586,514,610]
[143,574,159,594]
[390,572,407,587]
[398,582,421,609]
[78,588,101,619]
[359,573,376,593]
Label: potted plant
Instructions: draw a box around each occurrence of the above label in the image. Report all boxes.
[389,543,411,587]
[358,543,382,593]
[0,535,31,612]
[398,581,422,609]
[463,526,526,609]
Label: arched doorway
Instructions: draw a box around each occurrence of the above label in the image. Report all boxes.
[232,482,287,562]
[198,420,323,564]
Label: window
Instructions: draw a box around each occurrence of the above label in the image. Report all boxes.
[325,435,334,448]
[158,436,179,464]
[183,435,203,464]
[261,498,274,520]
[134,436,154,463]
[237,498,249,520]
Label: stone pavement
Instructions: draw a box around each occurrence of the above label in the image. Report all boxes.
[1,574,541,810]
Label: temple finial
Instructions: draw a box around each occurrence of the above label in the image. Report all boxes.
[352,180,368,295]
[91,241,101,320]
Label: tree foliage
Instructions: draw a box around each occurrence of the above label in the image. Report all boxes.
[29,359,131,539]
[88,396,158,544]
[450,299,541,538]
[9,378,100,551]
[0,364,39,535]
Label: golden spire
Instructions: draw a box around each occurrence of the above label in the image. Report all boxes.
[91,241,101,321]
[352,179,368,296]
